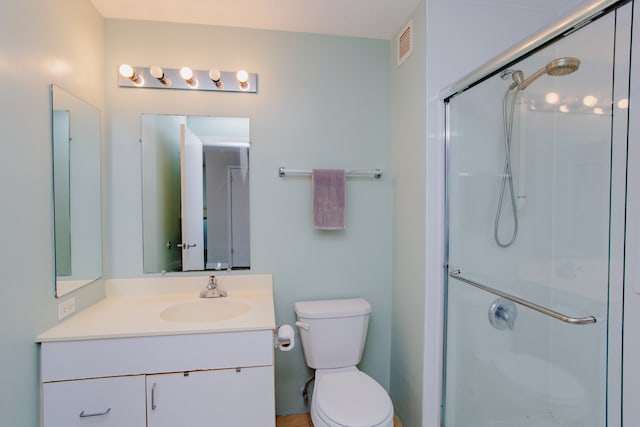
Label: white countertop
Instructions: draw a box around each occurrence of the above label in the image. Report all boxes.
[37,274,275,342]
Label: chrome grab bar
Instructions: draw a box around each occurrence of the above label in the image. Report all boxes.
[448,270,597,325]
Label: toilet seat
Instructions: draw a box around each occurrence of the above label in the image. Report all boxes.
[312,369,393,427]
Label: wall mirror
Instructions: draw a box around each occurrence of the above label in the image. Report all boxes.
[141,114,250,273]
[51,85,103,297]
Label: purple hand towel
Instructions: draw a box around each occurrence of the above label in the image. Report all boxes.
[312,169,346,230]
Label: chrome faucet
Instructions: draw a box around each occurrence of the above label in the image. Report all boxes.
[200,275,227,298]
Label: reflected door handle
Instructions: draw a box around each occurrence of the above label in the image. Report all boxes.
[177,243,197,249]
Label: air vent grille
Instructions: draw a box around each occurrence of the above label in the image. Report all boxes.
[397,20,413,66]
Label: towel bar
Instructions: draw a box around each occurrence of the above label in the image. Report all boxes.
[278,167,382,179]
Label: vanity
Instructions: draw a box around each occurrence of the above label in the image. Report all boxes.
[37,274,276,426]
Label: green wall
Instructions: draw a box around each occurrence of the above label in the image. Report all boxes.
[390,1,427,426]
[103,19,393,415]
[0,1,106,426]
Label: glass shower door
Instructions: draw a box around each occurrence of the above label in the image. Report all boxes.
[443,5,629,426]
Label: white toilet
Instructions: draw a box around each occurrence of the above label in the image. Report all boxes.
[295,298,394,427]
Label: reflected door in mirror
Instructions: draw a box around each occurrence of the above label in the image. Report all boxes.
[141,115,250,273]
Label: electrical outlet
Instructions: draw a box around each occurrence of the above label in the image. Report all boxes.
[58,297,76,320]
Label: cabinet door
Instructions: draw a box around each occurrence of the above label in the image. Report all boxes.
[147,366,274,427]
[42,376,146,427]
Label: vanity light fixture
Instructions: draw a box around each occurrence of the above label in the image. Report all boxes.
[118,64,143,85]
[117,66,257,93]
[209,69,223,88]
[150,66,171,87]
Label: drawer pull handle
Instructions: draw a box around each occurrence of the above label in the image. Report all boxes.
[79,408,111,418]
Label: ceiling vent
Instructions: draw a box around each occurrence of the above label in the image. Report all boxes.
[397,20,413,66]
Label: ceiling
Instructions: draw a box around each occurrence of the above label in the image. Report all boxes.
[89,0,421,40]
[89,0,587,41]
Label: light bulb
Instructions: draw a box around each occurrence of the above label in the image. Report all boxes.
[118,64,142,84]
[119,64,134,78]
[180,67,194,81]
[209,68,223,87]
[209,69,221,82]
[545,92,560,105]
[236,69,249,84]
[593,107,604,115]
[149,66,170,86]
[583,95,598,107]
[559,104,570,113]
[150,66,164,79]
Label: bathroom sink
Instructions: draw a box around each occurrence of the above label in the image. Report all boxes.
[160,299,251,323]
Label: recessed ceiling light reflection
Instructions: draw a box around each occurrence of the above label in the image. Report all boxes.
[583,95,598,107]
[594,107,605,115]
[545,92,560,105]
[559,104,570,113]
[618,98,629,109]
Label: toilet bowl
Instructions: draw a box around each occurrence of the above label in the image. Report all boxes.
[295,298,394,427]
[310,368,394,427]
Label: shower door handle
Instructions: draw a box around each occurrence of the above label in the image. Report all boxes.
[449,270,597,325]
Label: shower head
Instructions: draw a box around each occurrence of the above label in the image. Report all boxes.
[545,57,581,76]
[509,57,580,90]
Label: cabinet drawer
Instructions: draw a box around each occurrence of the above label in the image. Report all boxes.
[42,376,146,427]
[41,330,274,381]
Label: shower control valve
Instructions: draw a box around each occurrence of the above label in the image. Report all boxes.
[488,298,517,330]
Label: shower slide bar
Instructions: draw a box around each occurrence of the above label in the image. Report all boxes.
[448,270,597,325]
[278,167,383,179]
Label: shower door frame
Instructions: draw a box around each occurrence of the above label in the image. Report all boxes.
[440,0,632,425]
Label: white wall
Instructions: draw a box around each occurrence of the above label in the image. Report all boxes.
[0,1,105,426]
[103,19,393,415]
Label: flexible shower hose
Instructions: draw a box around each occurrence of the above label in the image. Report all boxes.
[494,86,520,248]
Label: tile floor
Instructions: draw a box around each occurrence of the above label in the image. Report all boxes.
[275,413,403,427]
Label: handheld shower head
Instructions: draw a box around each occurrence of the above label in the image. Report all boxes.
[510,57,580,90]
[545,57,581,76]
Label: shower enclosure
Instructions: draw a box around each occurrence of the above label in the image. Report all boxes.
[442,1,633,426]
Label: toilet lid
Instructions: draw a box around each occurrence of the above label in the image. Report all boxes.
[316,371,393,426]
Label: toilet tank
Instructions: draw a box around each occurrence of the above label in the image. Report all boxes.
[294,298,371,369]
